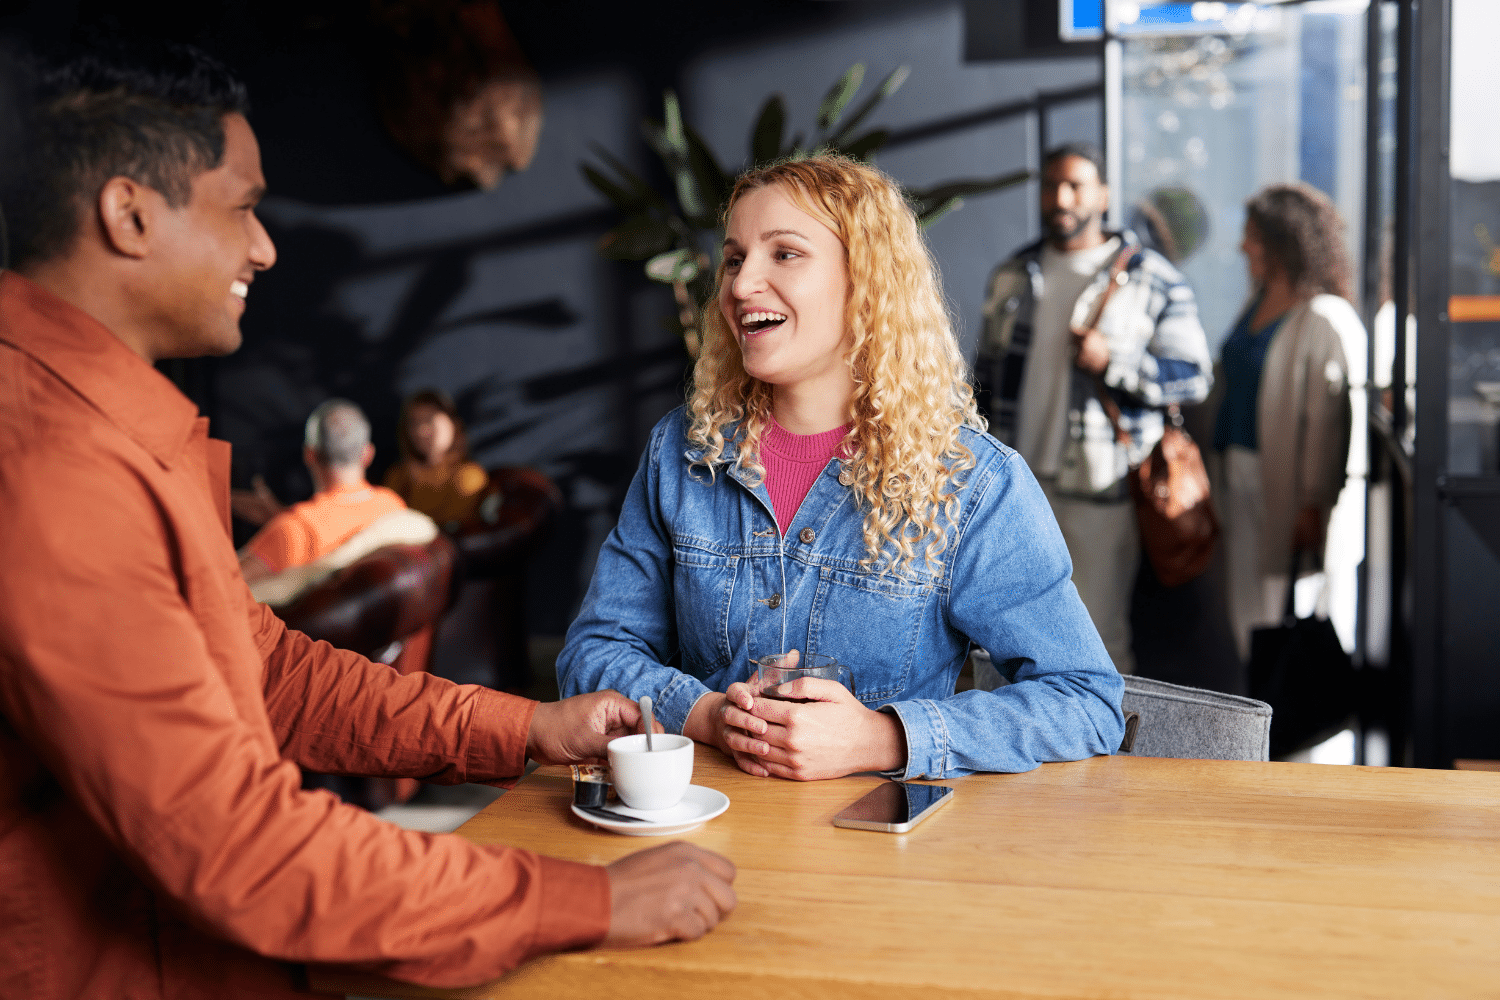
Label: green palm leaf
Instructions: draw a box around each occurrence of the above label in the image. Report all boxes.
[817,64,865,132]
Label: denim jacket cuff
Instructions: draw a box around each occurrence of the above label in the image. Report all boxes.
[655,671,713,735]
[880,701,946,780]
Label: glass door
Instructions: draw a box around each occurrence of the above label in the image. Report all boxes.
[1108,1,1373,673]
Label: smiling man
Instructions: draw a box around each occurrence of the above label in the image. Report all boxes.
[974,143,1212,674]
[0,40,733,1000]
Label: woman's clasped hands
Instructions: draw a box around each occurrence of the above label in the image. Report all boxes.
[688,650,907,781]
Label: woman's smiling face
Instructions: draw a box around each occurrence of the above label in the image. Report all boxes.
[718,183,851,393]
[408,402,456,465]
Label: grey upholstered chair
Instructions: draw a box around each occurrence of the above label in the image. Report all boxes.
[1116,675,1272,761]
[969,651,1273,762]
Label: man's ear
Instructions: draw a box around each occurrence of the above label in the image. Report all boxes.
[360,442,375,470]
[96,176,155,259]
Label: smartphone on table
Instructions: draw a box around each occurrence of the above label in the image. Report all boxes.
[831,780,953,833]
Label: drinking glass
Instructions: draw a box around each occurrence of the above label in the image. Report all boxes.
[750,652,854,702]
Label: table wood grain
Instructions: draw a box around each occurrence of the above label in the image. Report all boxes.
[312,751,1500,1000]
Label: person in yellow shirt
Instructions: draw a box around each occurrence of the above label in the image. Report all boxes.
[384,389,492,530]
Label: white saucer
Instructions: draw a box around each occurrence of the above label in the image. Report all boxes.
[571,784,730,836]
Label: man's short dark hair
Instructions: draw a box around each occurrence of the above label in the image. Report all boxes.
[1042,142,1107,184]
[0,38,250,269]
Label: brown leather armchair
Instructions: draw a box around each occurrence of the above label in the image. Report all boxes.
[443,466,563,692]
[452,466,564,575]
[278,534,457,810]
[278,534,458,669]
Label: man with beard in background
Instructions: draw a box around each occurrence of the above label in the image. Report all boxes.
[974,143,1212,674]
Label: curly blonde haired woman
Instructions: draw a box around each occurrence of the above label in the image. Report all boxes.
[557,155,1123,780]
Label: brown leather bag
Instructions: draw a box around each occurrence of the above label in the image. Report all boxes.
[1078,246,1219,587]
[1128,410,1218,586]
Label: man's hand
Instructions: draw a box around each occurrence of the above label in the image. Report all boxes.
[230,474,284,527]
[1292,505,1325,553]
[602,842,737,948]
[740,678,907,781]
[1071,326,1110,375]
[526,691,660,765]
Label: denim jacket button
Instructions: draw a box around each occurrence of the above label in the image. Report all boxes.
[799,527,816,544]
[764,593,782,609]
[838,468,854,487]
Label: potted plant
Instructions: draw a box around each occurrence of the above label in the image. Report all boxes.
[581,64,1030,354]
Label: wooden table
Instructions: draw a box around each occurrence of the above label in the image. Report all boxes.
[314,750,1500,1000]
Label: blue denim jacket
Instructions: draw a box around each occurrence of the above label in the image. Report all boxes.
[557,408,1124,779]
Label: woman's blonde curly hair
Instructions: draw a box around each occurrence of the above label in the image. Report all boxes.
[686,154,985,576]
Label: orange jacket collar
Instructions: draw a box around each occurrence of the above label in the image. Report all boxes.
[0,270,201,468]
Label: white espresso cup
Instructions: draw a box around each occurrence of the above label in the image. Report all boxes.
[607,733,694,811]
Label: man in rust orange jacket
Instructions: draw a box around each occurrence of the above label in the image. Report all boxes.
[0,41,734,1000]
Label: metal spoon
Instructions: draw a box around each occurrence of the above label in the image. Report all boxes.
[576,804,650,823]
[640,695,654,751]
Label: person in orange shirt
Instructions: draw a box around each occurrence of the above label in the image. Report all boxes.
[0,39,734,1000]
[239,398,408,583]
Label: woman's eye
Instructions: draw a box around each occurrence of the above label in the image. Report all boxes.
[776,250,799,261]
[724,255,743,270]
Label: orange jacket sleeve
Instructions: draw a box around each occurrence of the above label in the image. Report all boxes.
[0,446,609,989]
[250,597,535,785]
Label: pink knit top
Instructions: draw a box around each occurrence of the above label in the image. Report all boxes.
[760,416,850,536]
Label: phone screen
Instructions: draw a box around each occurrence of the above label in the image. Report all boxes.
[832,781,953,831]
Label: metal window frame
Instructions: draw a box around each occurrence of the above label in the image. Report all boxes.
[1411,0,1452,769]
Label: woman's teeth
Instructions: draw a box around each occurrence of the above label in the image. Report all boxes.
[743,311,787,332]
[230,280,249,300]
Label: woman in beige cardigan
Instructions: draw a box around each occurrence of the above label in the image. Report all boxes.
[1209,183,1359,659]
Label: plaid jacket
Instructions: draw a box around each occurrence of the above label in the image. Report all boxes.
[974,231,1212,499]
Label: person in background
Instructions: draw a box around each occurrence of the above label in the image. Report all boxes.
[0,39,733,1000]
[238,398,407,584]
[558,154,1123,782]
[385,388,493,530]
[1209,182,1358,659]
[974,143,1213,674]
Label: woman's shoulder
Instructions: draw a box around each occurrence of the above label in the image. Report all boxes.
[956,423,1017,469]
[382,461,412,493]
[1301,294,1364,335]
[645,405,692,455]
[454,461,489,494]
[1289,295,1362,368]
[951,424,1022,498]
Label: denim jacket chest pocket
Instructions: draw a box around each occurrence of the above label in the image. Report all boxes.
[806,563,938,704]
[670,533,740,677]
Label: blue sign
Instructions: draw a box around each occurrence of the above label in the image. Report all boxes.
[1060,0,1105,41]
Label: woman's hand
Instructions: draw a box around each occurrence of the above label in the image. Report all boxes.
[683,687,775,777]
[740,679,908,781]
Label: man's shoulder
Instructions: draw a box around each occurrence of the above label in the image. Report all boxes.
[995,237,1047,272]
[0,417,171,575]
[370,484,408,510]
[1128,241,1190,287]
[0,346,154,492]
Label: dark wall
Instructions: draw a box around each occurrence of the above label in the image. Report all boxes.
[1,0,1101,634]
